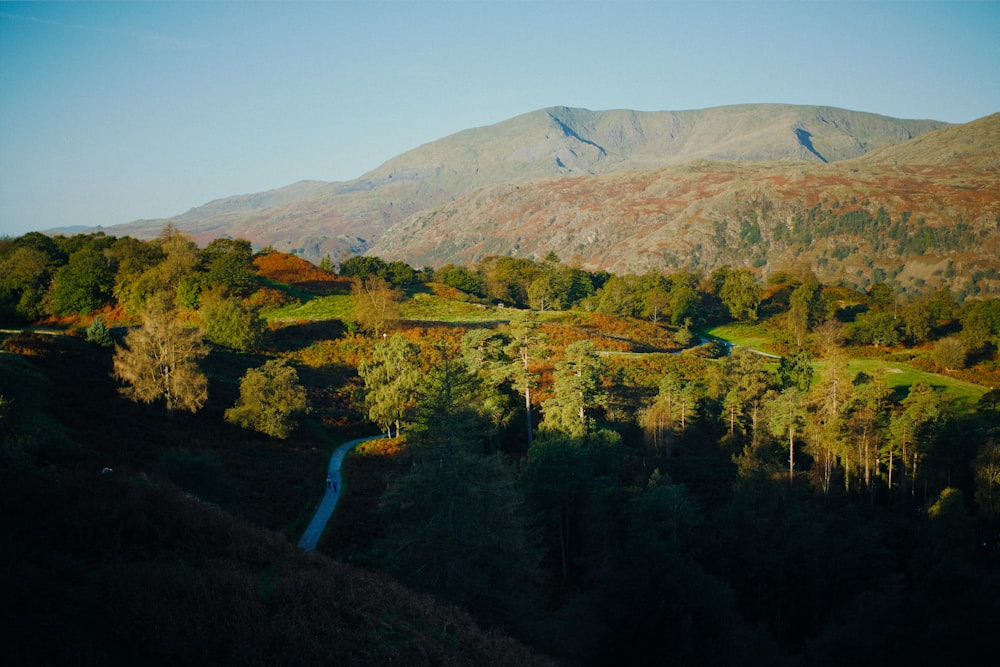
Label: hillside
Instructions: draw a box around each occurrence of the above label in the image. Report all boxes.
[0,331,554,667]
[372,113,1000,296]
[69,105,948,263]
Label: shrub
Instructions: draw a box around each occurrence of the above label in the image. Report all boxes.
[225,359,309,439]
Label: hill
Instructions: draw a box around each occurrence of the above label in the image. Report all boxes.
[64,104,949,263]
[0,331,554,667]
[372,113,1000,296]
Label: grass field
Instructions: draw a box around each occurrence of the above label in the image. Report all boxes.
[842,358,987,411]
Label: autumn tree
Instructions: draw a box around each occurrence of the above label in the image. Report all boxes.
[225,359,309,438]
[351,275,402,337]
[113,296,208,413]
[931,337,966,371]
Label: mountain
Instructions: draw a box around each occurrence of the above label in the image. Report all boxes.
[371,113,1000,296]
[74,104,949,263]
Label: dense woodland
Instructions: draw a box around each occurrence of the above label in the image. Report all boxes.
[2,226,1000,666]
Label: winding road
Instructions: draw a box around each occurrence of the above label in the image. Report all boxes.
[297,433,387,551]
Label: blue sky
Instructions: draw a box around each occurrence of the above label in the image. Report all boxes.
[2,1,998,237]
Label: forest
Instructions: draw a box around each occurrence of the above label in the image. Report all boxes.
[2,226,1000,666]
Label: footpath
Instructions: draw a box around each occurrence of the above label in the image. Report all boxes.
[297,433,386,551]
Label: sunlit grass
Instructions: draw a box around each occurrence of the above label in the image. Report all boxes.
[842,358,987,412]
[264,294,354,322]
[703,323,775,350]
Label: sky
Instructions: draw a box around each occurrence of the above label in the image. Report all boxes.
[1,1,998,237]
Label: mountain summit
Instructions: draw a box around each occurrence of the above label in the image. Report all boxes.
[83,104,949,264]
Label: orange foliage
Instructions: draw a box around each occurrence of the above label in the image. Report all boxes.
[354,436,408,457]
[253,252,351,292]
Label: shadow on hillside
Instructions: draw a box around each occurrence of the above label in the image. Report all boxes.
[267,320,346,351]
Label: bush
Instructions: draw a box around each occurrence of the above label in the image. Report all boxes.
[225,359,309,439]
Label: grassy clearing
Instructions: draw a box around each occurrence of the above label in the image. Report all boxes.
[703,323,776,351]
[401,291,513,323]
[842,357,987,412]
[264,294,354,322]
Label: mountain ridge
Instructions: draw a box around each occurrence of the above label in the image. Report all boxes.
[370,113,1000,295]
[56,104,953,263]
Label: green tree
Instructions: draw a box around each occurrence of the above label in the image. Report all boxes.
[503,313,546,446]
[787,278,823,346]
[777,349,814,391]
[894,382,943,498]
[720,269,762,322]
[225,359,309,438]
[541,340,607,437]
[0,245,53,322]
[357,333,421,437]
[723,348,773,445]
[808,350,853,495]
[768,387,807,484]
[49,247,116,315]
[202,238,256,295]
[375,344,543,630]
[113,296,208,413]
[338,255,387,279]
[198,287,266,351]
[85,316,114,347]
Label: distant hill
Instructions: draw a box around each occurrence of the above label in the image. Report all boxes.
[62,104,949,264]
[371,113,1000,296]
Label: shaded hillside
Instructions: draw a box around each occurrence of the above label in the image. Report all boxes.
[0,332,554,667]
[67,105,948,263]
[372,114,1000,296]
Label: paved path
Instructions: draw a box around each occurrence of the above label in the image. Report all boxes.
[297,433,386,551]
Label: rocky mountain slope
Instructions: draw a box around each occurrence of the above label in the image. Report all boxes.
[79,104,949,263]
[372,113,1000,296]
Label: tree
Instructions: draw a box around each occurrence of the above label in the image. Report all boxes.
[198,287,266,351]
[844,375,892,498]
[720,269,762,322]
[113,297,208,413]
[775,349,813,392]
[787,279,823,346]
[49,247,116,315]
[225,359,309,438]
[351,275,402,337]
[202,238,256,295]
[541,340,607,437]
[375,344,543,630]
[0,245,52,322]
[724,348,773,445]
[808,350,853,495]
[894,382,943,498]
[768,388,807,484]
[503,313,546,446]
[85,316,114,347]
[931,337,966,372]
[357,333,422,437]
